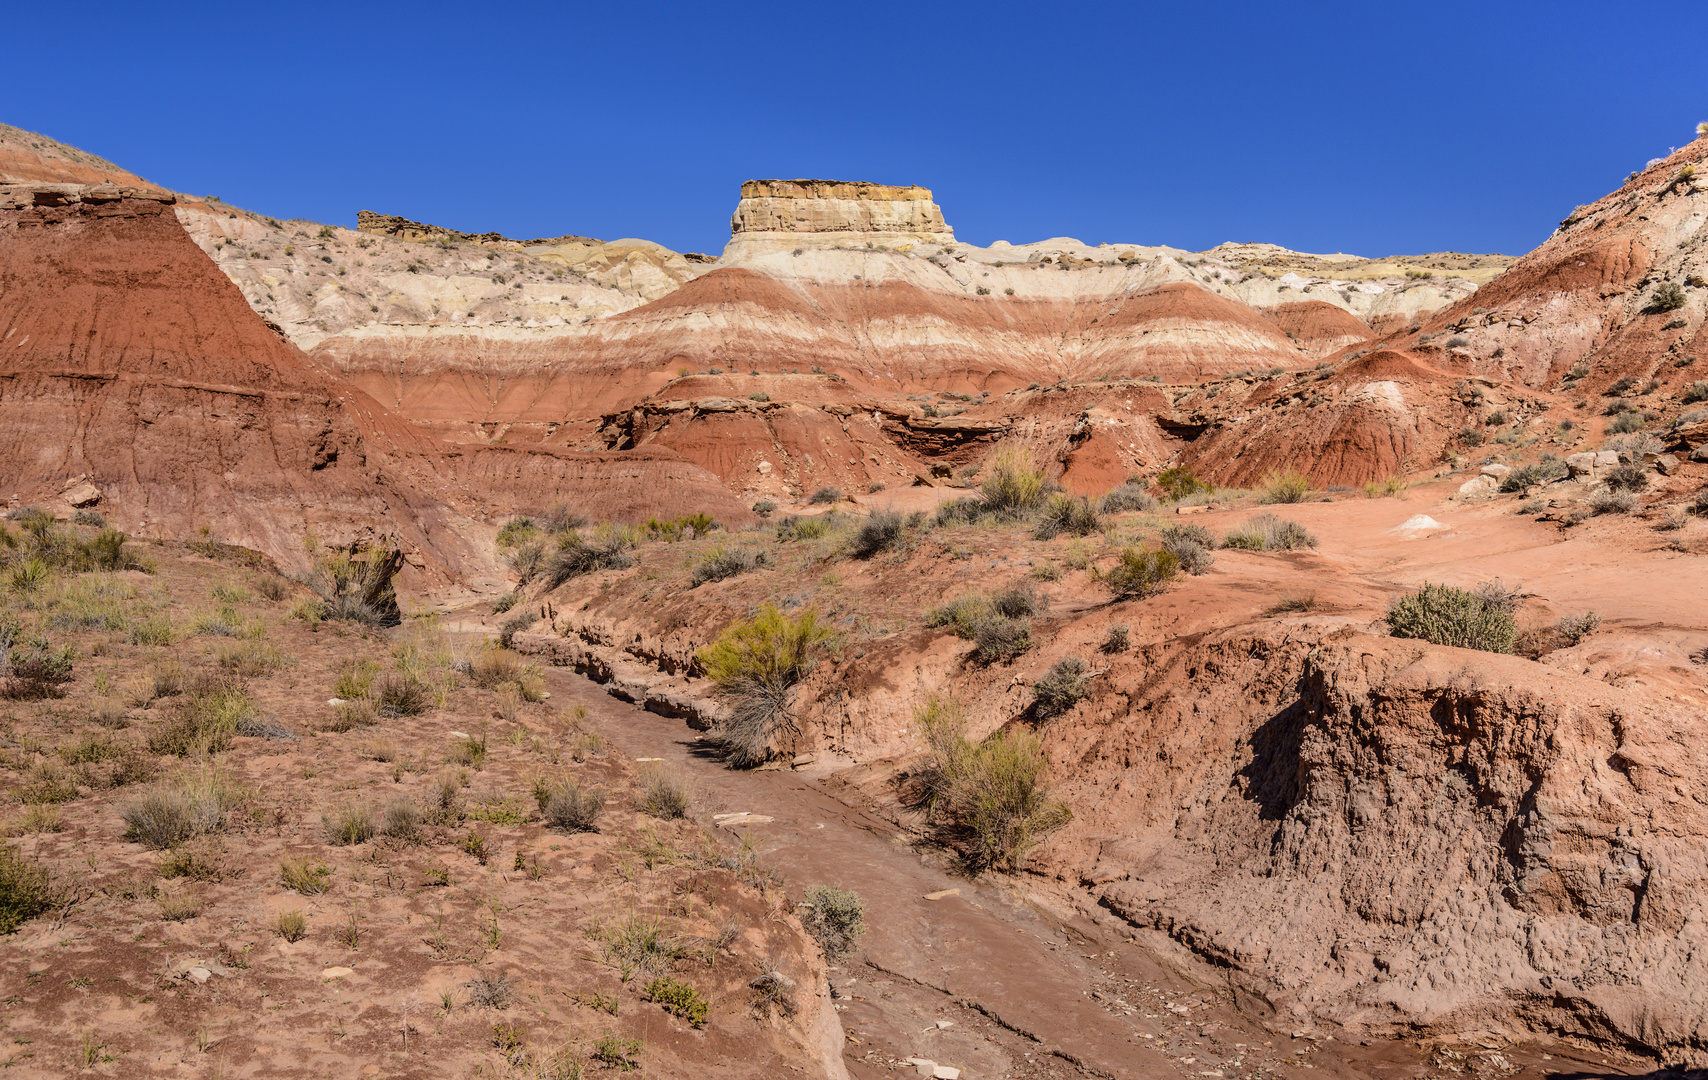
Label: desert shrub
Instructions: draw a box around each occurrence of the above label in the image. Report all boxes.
[697,605,831,768]
[380,798,423,843]
[1031,657,1090,718]
[1555,611,1602,647]
[592,1032,644,1071]
[1363,475,1407,498]
[72,509,105,528]
[322,803,375,845]
[542,780,605,832]
[1257,469,1313,504]
[1033,494,1101,539]
[1155,466,1207,501]
[980,448,1048,517]
[643,977,708,1027]
[497,609,536,648]
[1221,513,1317,552]
[120,772,233,849]
[506,541,546,585]
[751,500,777,517]
[323,698,377,732]
[334,656,380,699]
[912,698,1071,872]
[1385,582,1518,653]
[274,909,307,942]
[1589,486,1638,514]
[0,846,59,937]
[799,885,866,959]
[1,635,75,700]
[1158,524,1216,575]
[1607,410,1647,434]
[1500,459,1569,492]
[1603,461,1649,492]
[1648,282,1687,313]
[807,487,844,505]
[495,517,539,548]
[973,617,1032,663]
[1100,547,1179,599]
[307,544,401,627]
[465,972,514,1009]
[280,856,332,894]
[926,594,992,637]
[634,765,691,819]
[491,591,519,614]
[1100,624,1130,653]
[690,546,768,586]
[1100,484,1158,513]
[849,509,908,558]
[540,504,588,535]
[1607,431,1664,460]
[1683,381,1708,405]
[775,514,834,541]
[992,583,1045,619]
[541,526,638,590]
[373,673,429,717]
[148,676,252,755]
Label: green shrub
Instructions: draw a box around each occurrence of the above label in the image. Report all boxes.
[1100,547,1179,599]
[495,517,539,548]
[1032,657,1090,718]
[643,977,708,1027]
[1155,467,1206,501]
[973,617,1032,663]
[1385,582,1518,653]
[799,884,866,958]
[1,635,75,700]
[1257,469,1313,504]
[280,856,332,894]
[0,845,58,934]
[752,500,777,517]
[1033,494,1101,539]
[1648,282,1687,313]
[698,605,831,767]
[913,698,1071,872]
[592,1032,644,1071]
[1221,513,1317,552]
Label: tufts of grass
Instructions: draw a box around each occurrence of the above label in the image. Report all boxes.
[643,976,708,1027]
[1031,657,1091,718]
[1099,547,1179,599]
[1257,469,1313,504]
[274,909,307,942]
[0,844,60,934]
[322,804,375,845]
[1221,513,1317,552]
[119,771,236,849]
[634,765,691,819]
[280,856,332,895]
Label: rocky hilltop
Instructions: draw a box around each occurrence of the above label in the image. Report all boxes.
[725,178,955,257]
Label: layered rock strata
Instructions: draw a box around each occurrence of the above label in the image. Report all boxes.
[725,178,954,257]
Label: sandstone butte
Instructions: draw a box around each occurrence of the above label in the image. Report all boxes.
[2,117,1708,1078]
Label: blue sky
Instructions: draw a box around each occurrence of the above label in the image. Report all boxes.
[8,1,1706,257]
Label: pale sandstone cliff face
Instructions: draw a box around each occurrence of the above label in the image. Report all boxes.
[725,177,955,258]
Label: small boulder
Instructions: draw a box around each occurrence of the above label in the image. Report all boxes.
[1479,463,1511,480]
[1656,453,1680,476]
[1566,452,1598,477]
[1456,474,1499,499]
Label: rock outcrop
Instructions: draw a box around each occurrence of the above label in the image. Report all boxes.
[725,178,954,257]
[356,208,601,249]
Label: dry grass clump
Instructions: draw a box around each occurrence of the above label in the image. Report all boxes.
[696,604,832,768]
[927,585,1045,664]
[1158,523,1216,575]
[633,765,691,819]
[1221,513,1317,552]
[848,509,912,559]
[538,778,605,832]
[1099,483,1158,513]
[119,770,237,849]
[322,803,375,845]
[280,856,332,894]
[147,675,254,755]
[912,697,1071,872]
[1257,470,1313,504]
[1031,657,1091,718]
[305,543,401,627]
[379,797,423,843]
[690,546,768,586]
[541,525,639,590]
[1032,494,1101,539]
[372,673,430,718]
[274,909,307,942]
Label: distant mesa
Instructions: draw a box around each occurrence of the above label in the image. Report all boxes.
[726,178,955,256]
[355,209,602,249]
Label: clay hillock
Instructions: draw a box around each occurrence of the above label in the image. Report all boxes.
[1260,299,1373,358]
[0,122,159,188]
[1390,132,1707,400]
[0,181,752,581]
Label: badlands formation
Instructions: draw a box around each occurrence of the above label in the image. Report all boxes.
[1,116,1708,1079]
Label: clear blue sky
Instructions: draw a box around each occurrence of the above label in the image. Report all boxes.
[8,1,1706,258]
